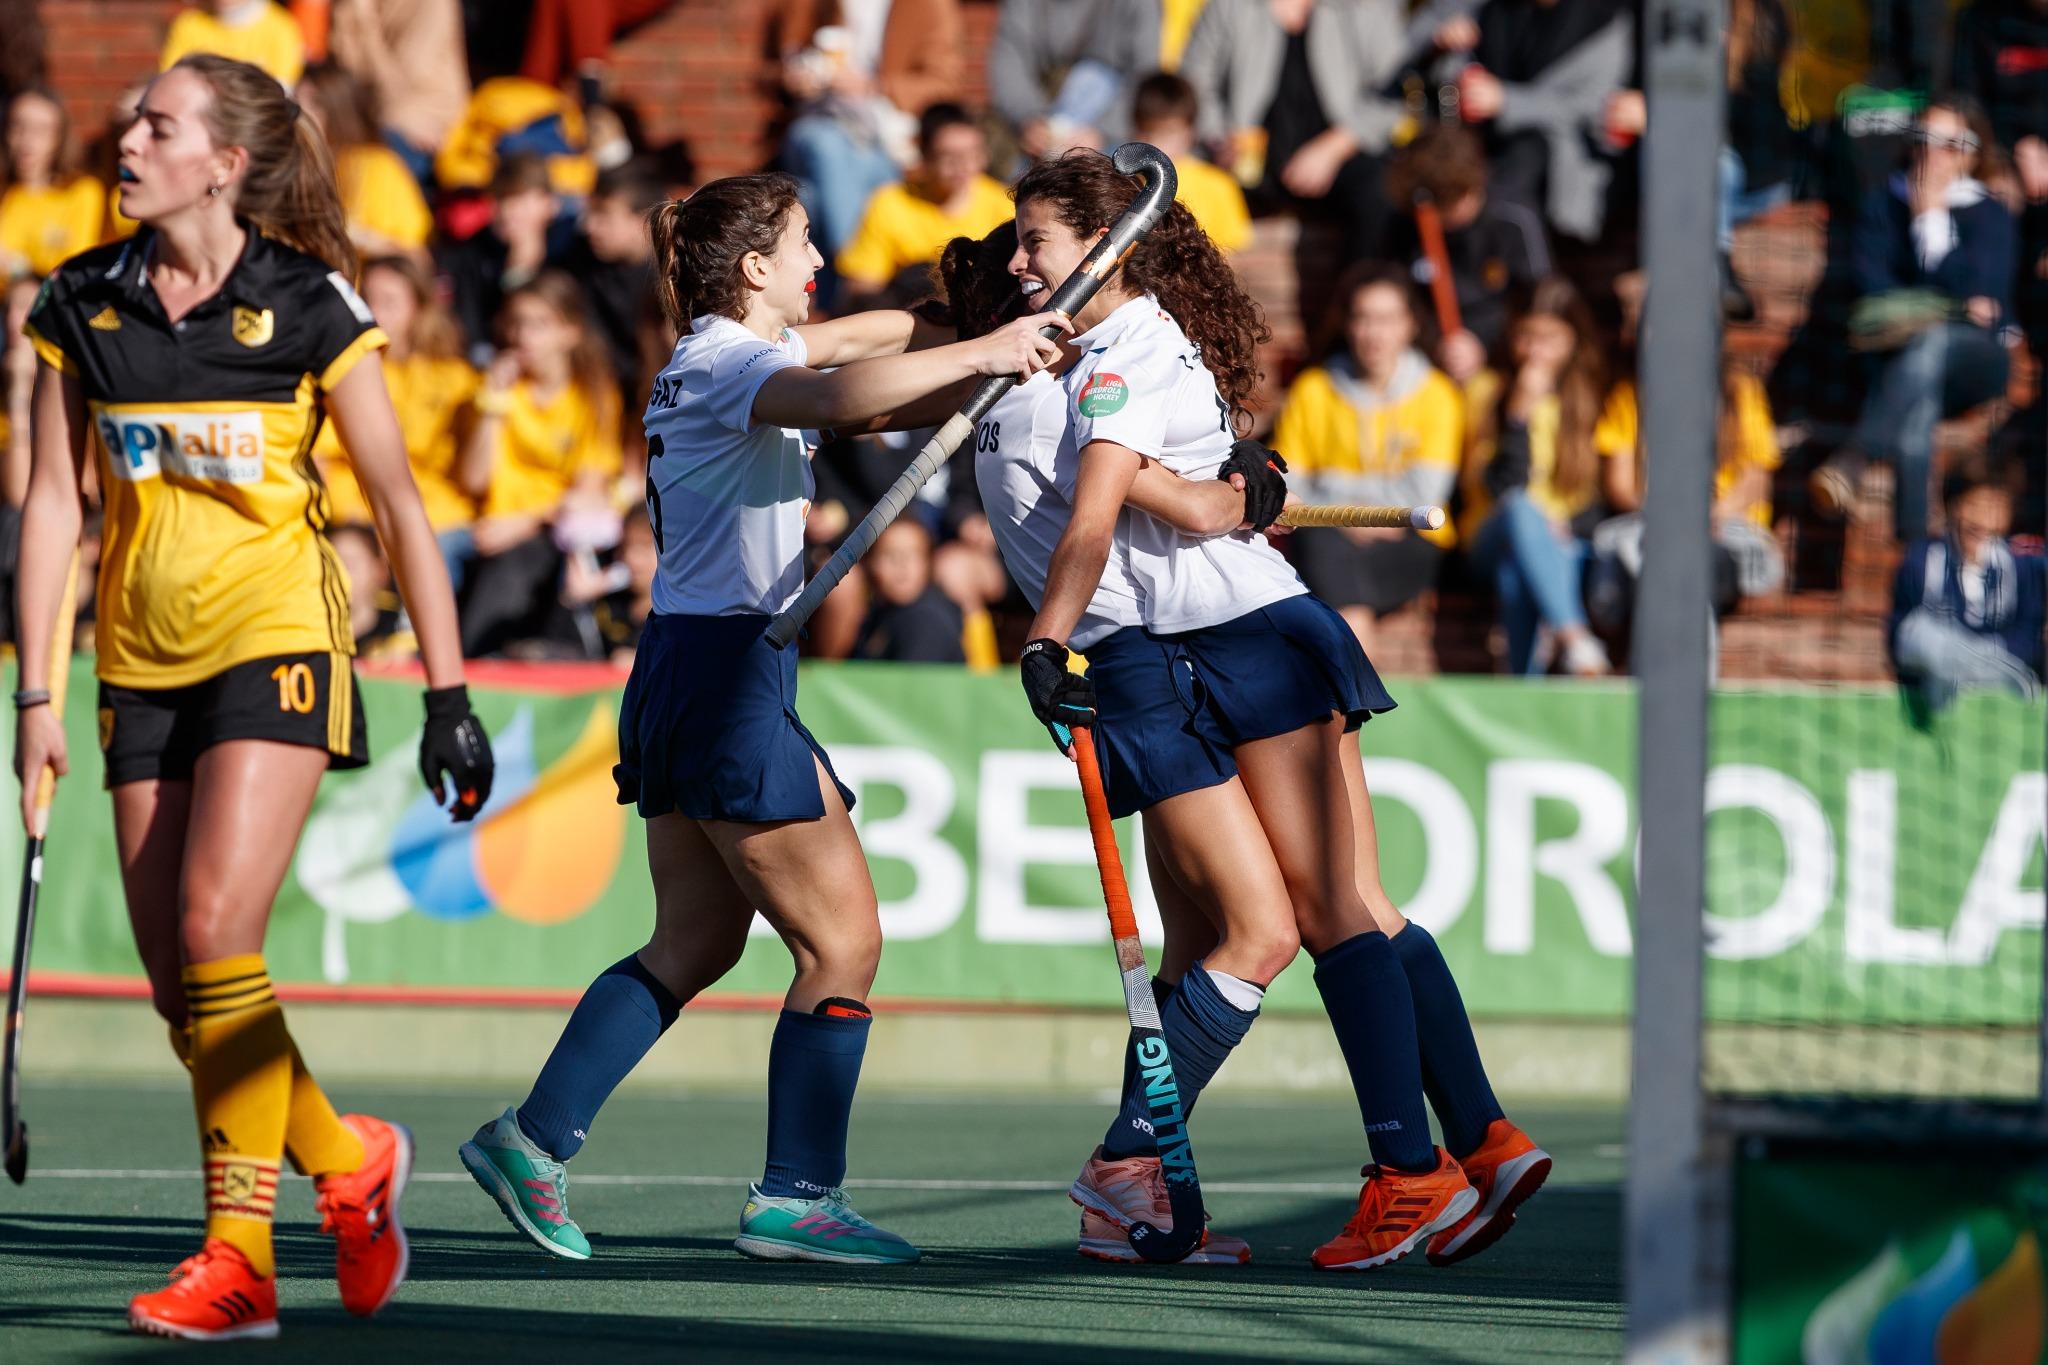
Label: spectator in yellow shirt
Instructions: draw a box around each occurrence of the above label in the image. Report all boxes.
[1465,276,1612,676]
[1273,264,1461,651]
[837,104,1013,302]
[0,90,107,279]
[1130,72,1249,254]
[313,255,480,574]
[296,64,433,257]
[1584,278,1786,633]
[160,1,308,88]
[457,272,623,656]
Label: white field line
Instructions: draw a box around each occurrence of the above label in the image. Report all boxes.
[26,1169,1612,1196]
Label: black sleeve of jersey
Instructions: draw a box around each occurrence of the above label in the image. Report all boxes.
[22,268,86,376]
[299,268,387,391]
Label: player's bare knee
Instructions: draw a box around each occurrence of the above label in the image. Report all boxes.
[176,888,261,963]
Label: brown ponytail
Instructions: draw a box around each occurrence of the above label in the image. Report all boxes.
[173,53,356,279]
[648,172,802,332]
[1014,150,1270,434]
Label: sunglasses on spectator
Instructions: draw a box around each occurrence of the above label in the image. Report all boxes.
[1912,128,1980,154]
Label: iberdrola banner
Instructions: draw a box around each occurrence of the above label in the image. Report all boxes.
[2,659,2041,1020]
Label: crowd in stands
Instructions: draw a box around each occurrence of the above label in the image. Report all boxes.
[0,0,2042,704]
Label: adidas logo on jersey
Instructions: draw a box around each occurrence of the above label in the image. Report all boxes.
[87,305,121,332]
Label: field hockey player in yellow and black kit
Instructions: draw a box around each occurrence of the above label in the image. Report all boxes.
[14,55,495,1342]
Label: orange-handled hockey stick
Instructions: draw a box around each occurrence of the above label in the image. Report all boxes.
[1070,726,1205,1262]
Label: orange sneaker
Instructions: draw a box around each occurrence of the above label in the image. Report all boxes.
[1426,1119,1552,1267]
[314,1113,415,1317]
[1077,1208,1250,1266]
[1311,1149,1478,1272]
[128,1239,278,1341]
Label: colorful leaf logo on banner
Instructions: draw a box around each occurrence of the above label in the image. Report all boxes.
[297,701,625,980]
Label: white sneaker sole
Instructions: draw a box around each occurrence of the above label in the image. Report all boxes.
[1078,1234,1250,1266]
[1316,1184,1482,1272]
[458,1139,591,1261]
[732,1233,920,1266]
[129,1309,279,1341]
[1428,1147,1553,1266]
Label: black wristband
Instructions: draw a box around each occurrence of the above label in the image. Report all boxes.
[1021,638,1070,668]
[424,684,472,721]
[12,689,50,710]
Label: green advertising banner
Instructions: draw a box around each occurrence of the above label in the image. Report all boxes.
[2,659,2041,1020]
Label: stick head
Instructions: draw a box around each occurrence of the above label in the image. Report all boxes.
[1412,505,1448,532]
[5,1120,25,1184]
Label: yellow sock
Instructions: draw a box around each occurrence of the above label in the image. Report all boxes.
[185,956,290,1277]
[170,1020,363,1178]
[284,1041,364,1179]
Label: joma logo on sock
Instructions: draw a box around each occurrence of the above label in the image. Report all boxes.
[1135,1037,1197,1185]
[1364,1120,1405,1133]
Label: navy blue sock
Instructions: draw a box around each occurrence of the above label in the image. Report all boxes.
[518,953,682,1160]
[760,999,873,1198]
[1312,932,1435,1173]
[1102,966,1254,1159]
[1102,976,1176,1158]
[1392,923,1505,1159]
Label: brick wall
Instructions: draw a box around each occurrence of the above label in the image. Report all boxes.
[40,0,1004,183]
[40,0,179,136]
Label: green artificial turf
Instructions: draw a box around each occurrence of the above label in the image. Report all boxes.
[0,1081,1624,1362]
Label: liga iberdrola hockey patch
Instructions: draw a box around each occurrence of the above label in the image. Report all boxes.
[1077,372,1130,417]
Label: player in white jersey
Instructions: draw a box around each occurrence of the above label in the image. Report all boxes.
[1007,152,1549,1271]
[460,173,1067,1269]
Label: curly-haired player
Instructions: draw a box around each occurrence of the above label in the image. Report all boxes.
[942,150,1548,1270]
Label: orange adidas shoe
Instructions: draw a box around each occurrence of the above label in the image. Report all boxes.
[1078,1208,1251,1265]
[1070,1146,1173,1230]
[314,1113,415,1317]
[128,1239,278,1341]
[1426,1119,1552,1267]
[1311,1149,1478,1272]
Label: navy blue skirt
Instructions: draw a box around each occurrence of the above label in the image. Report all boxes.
[1087,628,1237,819]
[1171,593,1396,744]
[614,613,856,822]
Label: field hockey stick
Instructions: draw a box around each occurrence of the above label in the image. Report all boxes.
[1070,726,1208,1264]
[763,143,1180,651]
[1413,193,1464,339]
[1279,504,1447,531]
[5,549,80,1185]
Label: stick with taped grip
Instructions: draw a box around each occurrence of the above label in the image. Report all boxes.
[1278,504,1447,531]
[4,549,79,1185]
[763,143,1180,651]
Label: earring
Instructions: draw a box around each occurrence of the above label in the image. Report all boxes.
[208,182,223,197]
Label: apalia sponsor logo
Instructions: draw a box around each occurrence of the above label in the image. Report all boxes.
[95,409,264,484]
[1135,1035,1197,1185]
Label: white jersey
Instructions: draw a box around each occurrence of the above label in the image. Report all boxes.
[643,315,816,616]
[1061,296,1305,634]
[972,370,1146,651]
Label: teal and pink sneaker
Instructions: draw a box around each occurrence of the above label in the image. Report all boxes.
[733,1184,921,1265]
[458,1107,592,1261]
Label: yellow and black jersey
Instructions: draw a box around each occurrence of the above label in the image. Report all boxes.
[24,227,388,688]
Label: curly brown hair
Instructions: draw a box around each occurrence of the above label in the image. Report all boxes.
[1013,150,1269,434]
[929,222,1024,340]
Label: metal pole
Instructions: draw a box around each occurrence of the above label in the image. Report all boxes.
[1626,0,1724,1357]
